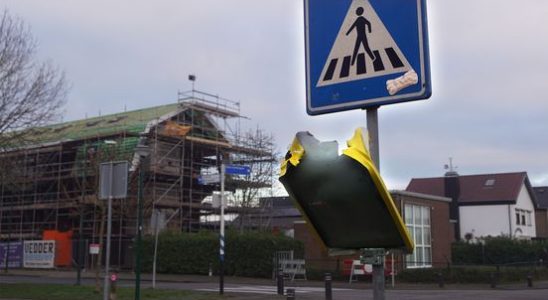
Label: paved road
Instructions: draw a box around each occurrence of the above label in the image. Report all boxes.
[2,273,548,300]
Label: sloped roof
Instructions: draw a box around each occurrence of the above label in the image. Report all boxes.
[533,187,548,209]
[406,172,530,205]
[13,102,230,150]
[23,103,179,146]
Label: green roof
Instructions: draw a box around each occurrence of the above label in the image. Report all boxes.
[29,103,181,145]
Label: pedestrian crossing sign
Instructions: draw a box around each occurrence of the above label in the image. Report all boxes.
[305,0,431,115]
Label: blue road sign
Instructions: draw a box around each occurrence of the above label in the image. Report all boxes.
[225,165,251,176]
[305,0,431,115]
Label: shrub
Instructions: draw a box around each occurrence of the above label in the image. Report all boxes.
[452,236,548,265]
[141,230,303,278]
[398,265,548,284]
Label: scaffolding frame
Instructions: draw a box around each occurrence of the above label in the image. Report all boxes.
[0,90,276,268]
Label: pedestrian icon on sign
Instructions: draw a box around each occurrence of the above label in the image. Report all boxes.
[346,7,375,65]
[315,0,416,91]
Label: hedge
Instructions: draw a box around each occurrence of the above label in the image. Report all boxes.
[452,237,548,265]
[141,230,303,278]
[398,265,548,284]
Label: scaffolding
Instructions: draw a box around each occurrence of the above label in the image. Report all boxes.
[0,90,276,267]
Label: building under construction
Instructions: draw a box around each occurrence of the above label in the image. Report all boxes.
[0,90,276,267]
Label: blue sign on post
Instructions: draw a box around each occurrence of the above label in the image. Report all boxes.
[305,0,431,115]
[225,165,251,176]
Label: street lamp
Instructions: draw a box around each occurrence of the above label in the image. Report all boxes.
[134,136,150,300]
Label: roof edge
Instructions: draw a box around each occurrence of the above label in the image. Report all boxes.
[459,200,515,206]
[390,190,452,203]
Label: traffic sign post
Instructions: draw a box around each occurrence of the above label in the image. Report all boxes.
[98,161,128,300]
[305,0,431,115]
[302,1,430,298]
[218,163,249,295]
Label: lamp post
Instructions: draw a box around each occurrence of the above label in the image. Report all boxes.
[134,137,150,300]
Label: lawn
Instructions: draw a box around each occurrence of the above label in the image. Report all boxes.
[0,283,282,300]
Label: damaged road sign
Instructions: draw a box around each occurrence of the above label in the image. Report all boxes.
[279,128,413,252]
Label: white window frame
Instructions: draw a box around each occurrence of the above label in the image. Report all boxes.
[515,208,530,226]
[404,204,432,268]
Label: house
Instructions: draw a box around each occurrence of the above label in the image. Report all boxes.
[407,172,537,241]
[391,190,453,268]
[533,187,548,239]
[230,197,302,234]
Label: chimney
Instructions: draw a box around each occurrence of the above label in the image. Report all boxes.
[444,171,460,241]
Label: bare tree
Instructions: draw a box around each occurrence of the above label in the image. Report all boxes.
[230,128,278,232]
[0,9,66,150]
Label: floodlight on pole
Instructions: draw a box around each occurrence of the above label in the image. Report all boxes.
[188,74,196,95]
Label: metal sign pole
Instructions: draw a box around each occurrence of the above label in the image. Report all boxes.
[367,107,385,300]
[366,107,380,168]
[219,164,226,294]
[98,161,128,300]
[103,194,113,300]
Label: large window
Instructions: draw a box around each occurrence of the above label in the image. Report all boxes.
[404,204,432,268]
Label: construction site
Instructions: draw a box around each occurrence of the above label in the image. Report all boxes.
[0,90,277,268]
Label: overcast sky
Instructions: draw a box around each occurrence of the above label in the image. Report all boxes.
[2,0,548,189]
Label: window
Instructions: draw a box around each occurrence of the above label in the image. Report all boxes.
[404,204,432,268]
[515,209,532,226]
[484,179,496,187]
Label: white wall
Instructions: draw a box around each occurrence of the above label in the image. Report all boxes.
[459,183,537,239]
[460,205,511,239]
[510,184,537,238]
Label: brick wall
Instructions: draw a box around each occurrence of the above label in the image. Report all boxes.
[391,191,454,266]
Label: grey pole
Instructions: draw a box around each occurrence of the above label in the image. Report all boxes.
[103,195,113,300]
[366,107,380,168]
[367,107,385,300]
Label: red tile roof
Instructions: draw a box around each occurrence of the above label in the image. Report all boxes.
[406,172,528,205]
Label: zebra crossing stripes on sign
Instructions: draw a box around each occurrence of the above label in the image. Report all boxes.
[317,0,411,87]
[304,0,431,115]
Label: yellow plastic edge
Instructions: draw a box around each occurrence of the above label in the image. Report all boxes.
[280,136,305,177]
[342,128,415,253]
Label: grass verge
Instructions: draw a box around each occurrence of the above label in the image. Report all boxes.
[0,283,269,300]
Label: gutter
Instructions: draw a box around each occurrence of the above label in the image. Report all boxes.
[508,204,512,237]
